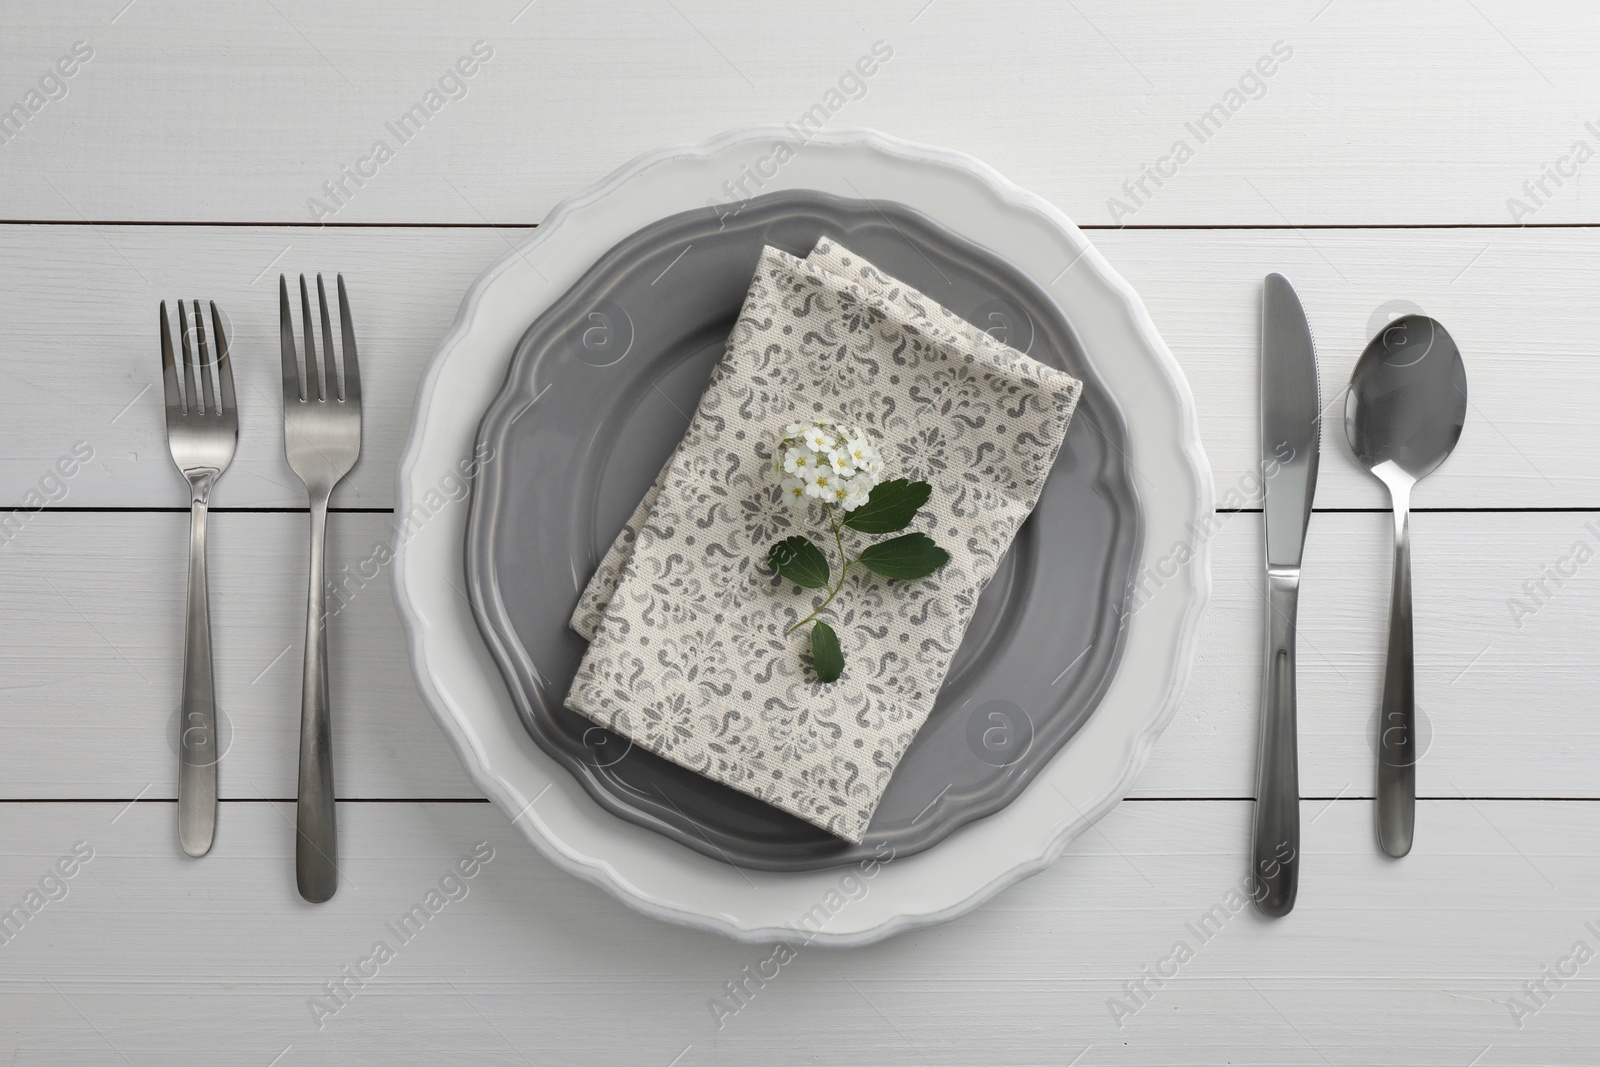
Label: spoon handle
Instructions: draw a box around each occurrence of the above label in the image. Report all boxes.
[1377,487,1416,857]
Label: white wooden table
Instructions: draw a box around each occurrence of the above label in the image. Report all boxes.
[4,1,1598,1063]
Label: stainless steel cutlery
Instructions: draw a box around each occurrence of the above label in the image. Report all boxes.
[159,277,361,899]
[1252,273,1322,917]
[151,262,1454,907]
[279,273,364,903]
[160,300,238,858]
[1252,287,1467,902]
[1344,315,1466,857]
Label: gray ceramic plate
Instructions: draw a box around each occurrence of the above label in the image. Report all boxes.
[465,190,1140,872]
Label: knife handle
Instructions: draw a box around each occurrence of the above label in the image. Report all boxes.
[1251,567,1301,917]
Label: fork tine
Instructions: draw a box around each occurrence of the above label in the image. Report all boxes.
[299,273,323,402]
[210,301,236,415]
[192,300,216,416]
[177,300,197,415]
[160,301,181,414]
[336,274,361,405]
[316,274,339,401]
[279,275,302,403]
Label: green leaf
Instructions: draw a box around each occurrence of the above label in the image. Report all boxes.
[810,621,844,683]
[857,532,951,580]
[841,479,933,534]
[767,535,830,589]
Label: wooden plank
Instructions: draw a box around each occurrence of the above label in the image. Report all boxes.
[0,511,478,799]
[2,509,1596,801]
[0,226,515,509]
[0,797,1594,1064]
[2,1,1598,227]
[1093,227,1600,512]
[1135,508,1600,800]
[1,224,1595,509]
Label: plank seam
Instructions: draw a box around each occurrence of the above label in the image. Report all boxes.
[6,221,1600,231]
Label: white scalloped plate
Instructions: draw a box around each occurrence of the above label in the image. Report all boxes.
[393,128,1212,946]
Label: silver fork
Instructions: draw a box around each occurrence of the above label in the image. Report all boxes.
[160,300,238,858]
[279,273,363,903]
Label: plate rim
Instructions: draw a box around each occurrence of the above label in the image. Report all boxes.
[393,126,1213,945]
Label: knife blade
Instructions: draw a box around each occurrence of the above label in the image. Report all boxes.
[1262,274,1322,568]
[1251,272,1321,917]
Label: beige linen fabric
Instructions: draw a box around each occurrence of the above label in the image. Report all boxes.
[564,240,1081,842]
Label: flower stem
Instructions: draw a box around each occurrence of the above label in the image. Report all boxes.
[784,506,859,636]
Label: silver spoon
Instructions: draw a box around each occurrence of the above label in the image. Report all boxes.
[1344,314,1466,857]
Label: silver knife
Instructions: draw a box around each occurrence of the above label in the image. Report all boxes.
[1252,272,1321,917]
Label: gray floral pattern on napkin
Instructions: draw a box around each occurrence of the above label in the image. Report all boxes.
[564,242,1082,842]
[569,237,1050,639]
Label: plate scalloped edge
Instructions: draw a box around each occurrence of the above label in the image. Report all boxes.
[393,127,1214,946]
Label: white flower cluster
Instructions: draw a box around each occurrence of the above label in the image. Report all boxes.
[774,420,884,512]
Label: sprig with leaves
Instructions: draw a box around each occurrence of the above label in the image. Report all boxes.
[764,422,950,683]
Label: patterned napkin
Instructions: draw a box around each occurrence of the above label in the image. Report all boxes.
[564,238,1082,843]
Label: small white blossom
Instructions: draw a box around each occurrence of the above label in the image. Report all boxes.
[780,476,808,504]
[773,419,885,512]
[804,426,836,453]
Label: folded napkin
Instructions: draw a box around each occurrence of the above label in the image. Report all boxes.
[564,238,1082,843]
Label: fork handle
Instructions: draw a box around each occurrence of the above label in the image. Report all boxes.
[296,492,338,902]
[178,494,219,857]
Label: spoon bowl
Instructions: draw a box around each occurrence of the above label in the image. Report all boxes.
[1344,314,1466,857]
[1346,315,1467,485]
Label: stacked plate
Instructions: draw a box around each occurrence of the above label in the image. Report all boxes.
[394,129,1211,945]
